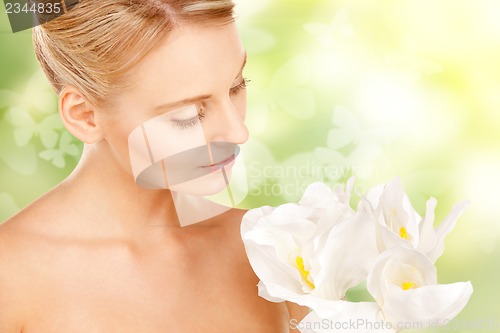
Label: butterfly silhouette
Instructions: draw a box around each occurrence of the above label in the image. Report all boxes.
[39,131,80,168]
[6,107,62,148]
[1,69,61,148]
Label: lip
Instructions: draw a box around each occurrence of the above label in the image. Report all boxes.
[199,154,236,169]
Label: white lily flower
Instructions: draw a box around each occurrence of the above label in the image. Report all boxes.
[359,177,470,262]
[299,177,356,209]
[298,179,356,250]
[367,246,473,328]
[241,181,378,318]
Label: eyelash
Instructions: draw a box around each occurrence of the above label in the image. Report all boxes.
[230,77,251,96]
[173,110,206,130]
[173,77,250,130]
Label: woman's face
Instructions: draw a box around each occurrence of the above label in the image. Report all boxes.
[96,22,248,196]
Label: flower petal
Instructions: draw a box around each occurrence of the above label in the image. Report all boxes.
[426,201,470,263]
[241,204,327,298]
[298,302,395,333]
[242,236,303,290]
[311,212,378,300]
[358,184,384,213]
[382,282,473,327]
[381,178,420,247]
[260,281,344,318]
[367,247,437,306]
[299,182,337,207]
[417,197,438,254]
[367,247,473,328]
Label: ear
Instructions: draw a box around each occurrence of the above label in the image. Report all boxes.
[59,86,103,144]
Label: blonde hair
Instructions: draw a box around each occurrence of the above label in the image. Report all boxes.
[32,0,235,108]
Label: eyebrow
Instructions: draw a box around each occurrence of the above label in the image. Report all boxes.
[153,52,248,112]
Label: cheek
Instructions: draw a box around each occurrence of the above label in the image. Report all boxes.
[109,124,140,172]
[98,112,145,174]
[127,117,209,185]
[231,91,247,121]
[144,121,207,161]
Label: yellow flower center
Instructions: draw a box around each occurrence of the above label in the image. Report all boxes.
[296,256,315,289]
[402,281,417,290]
[399,226,409,239]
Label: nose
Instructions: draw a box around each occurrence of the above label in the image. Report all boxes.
[205,99,249,144]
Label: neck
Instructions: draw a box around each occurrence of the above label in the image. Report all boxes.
[60,142,181,238]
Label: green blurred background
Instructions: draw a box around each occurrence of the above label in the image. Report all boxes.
[1,0,499,331]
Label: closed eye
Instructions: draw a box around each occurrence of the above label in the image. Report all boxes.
[172,109,206,130]
[230,77,251,96]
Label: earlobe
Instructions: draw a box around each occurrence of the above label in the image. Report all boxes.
[59,86,103,144]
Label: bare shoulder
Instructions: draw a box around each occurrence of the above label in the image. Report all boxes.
[0,201,48,265]
[1,178,68,229]
[0,189,64,251]
[0,193,58,273]
[0,211,42,333]
[0,191,65,312]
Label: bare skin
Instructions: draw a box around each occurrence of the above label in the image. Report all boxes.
[0,149,308,333]
[0,200,307,332]
[0,22,309,332]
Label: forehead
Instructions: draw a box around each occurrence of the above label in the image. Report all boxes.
[122,23,244,109]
